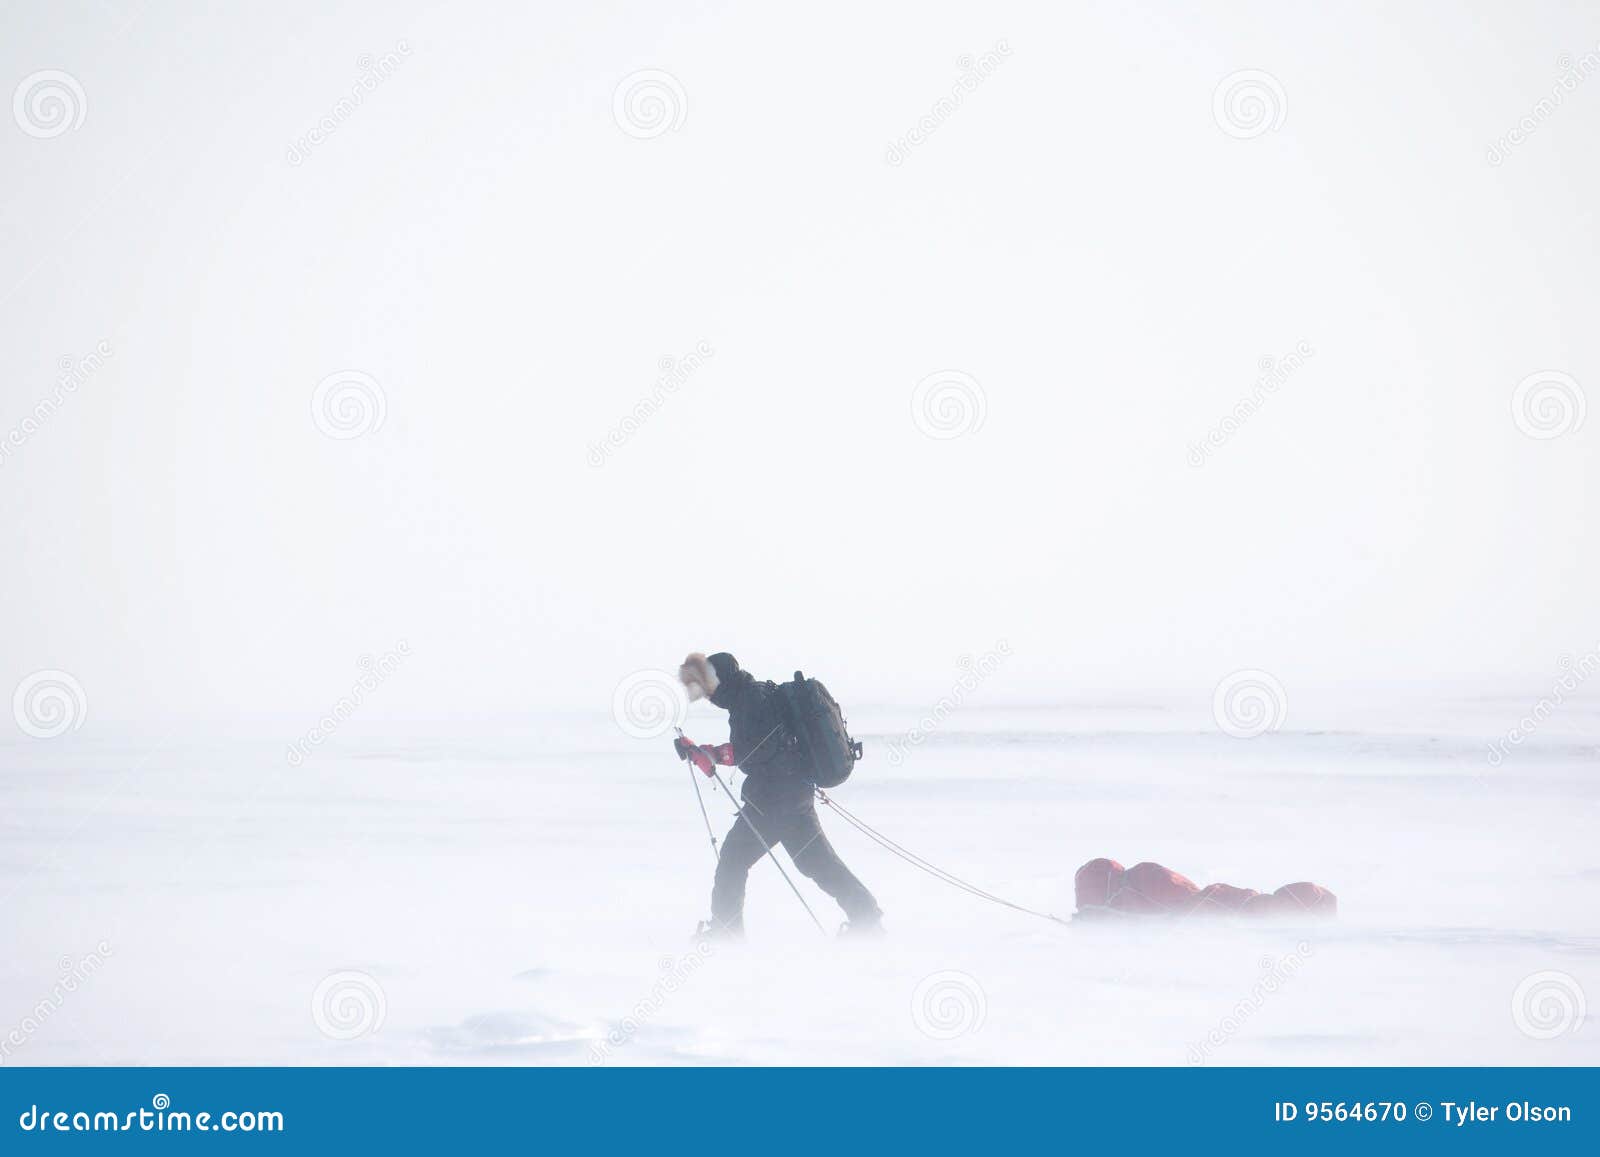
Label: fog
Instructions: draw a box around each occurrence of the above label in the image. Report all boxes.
[4,1,1597,729]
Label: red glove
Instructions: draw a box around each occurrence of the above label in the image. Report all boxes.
[674,735,736,777]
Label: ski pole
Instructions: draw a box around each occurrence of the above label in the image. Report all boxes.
[705,768,828,936]
[677,728,827,936]
[687,760,720,863]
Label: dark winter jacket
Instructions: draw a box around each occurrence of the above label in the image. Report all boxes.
[709,669,814,809]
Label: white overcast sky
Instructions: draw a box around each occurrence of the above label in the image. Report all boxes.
[2,1,1596,725]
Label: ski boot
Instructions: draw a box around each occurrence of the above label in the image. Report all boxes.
[837,915,885,938]
[694,917,743,944]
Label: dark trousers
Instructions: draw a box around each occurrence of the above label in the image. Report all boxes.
[710,798,880,930]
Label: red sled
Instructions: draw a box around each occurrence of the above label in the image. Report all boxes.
[1073,857,1336,921]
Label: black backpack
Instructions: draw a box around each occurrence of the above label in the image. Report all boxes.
[776,671,862,788]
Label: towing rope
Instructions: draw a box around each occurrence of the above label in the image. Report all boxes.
[678,727,1065,930]
[815,789,1069,928]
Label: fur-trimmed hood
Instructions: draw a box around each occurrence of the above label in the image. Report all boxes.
[678,652,719,702]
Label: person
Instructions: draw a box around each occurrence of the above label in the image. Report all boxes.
[676,651,882,937]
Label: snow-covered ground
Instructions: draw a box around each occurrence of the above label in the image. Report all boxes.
[2,700,1596,1066]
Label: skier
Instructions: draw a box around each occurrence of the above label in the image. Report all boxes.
[676,651,883,937]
